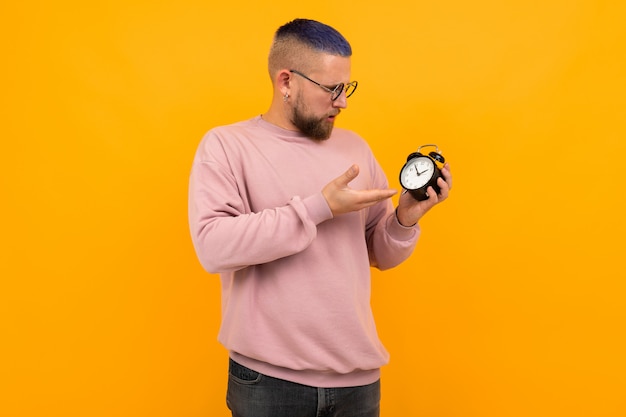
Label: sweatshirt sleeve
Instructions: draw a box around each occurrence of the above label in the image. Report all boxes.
[368,208,421,270]
[188,134,333,274]
[364,156,421,270]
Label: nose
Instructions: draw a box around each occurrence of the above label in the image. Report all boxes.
[332,91,348,109]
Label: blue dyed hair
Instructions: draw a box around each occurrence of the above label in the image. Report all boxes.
[275,18,352,56]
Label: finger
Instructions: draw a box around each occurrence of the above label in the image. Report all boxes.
[427,186,439,202]
[336,164,359,187]
[356,188,397,206]
[441,165,452,190]
[436,177,449,199]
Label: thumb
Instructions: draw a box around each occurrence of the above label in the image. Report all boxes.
[337,164,359,187]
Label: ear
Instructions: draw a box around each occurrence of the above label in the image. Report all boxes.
[275,69,293,96]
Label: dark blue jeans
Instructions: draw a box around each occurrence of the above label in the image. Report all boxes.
[227,359,380,417]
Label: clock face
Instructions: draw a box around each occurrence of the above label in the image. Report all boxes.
[400,157,435,190]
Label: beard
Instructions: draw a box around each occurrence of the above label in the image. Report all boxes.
[290,96,336,141]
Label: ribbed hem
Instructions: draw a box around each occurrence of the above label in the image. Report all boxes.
[301,192,334,226]
[230,352,381,388]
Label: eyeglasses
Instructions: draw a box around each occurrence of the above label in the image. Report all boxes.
[289,69,358,101]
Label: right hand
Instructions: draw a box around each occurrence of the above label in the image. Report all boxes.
[322,164,397,216]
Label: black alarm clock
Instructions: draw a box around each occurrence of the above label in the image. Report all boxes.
[399,144,446,201]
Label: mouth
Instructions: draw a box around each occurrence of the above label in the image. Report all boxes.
[327,111,340,121]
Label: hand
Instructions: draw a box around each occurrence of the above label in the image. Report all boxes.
[396,163,452,226]
[323,164,397,216]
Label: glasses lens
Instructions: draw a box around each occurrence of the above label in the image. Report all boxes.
[344,82,357,98]
[331,84,345,101]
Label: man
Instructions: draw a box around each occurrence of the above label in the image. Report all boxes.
[189,18,452,417]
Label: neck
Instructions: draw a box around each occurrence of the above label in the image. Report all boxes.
[262,99,299,132]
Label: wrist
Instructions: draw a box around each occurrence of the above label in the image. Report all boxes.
[395,208,417,227]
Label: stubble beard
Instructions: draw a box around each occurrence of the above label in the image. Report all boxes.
[290,96,335,141]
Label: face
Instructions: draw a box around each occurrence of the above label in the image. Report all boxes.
[288,55,352,140]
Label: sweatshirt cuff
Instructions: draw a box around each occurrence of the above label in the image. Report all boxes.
[386,211,420,242]
[302,192,334,225]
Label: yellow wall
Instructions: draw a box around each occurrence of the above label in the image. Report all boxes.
[2,1,625,416]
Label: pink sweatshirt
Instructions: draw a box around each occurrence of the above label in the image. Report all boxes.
[188,116,419,387]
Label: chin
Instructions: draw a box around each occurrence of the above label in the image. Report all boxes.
[311,129,333,141]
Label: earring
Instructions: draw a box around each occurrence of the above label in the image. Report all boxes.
[283,93,289,102]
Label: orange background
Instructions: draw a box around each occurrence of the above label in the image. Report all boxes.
[2,1,625,416]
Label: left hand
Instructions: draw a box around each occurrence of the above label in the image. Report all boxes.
[395,163,452,227]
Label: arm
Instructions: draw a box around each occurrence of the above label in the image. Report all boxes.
[188,141,333,274]
[366,163,453,271]
[189,159,400,274]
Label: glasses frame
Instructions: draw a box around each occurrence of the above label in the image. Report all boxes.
[289,69,357,101]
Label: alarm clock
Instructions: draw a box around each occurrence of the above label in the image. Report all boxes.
[399,144,446,201]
